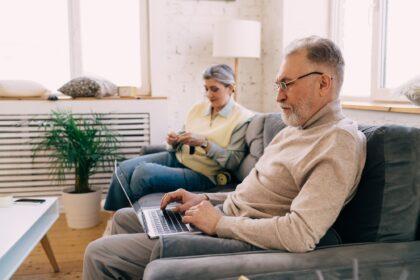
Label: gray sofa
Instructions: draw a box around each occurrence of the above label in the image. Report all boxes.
[138,113,420,280]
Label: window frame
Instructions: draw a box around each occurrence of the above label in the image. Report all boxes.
[67,0,150,95]
[329,0,408,103]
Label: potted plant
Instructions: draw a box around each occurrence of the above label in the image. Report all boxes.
[33,110,120,229]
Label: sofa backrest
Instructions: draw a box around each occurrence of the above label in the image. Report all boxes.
[333,125,420,243]
[236,113,420,244]
[234,113,285,181]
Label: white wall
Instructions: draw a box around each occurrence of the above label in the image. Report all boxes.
[149,0,263,132]
[260,0,283,113]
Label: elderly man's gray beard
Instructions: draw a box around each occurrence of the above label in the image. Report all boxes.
[280,98,314,127]
[280,108,302,127]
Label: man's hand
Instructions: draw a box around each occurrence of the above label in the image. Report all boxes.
[177,132,206,147]
[183,201,223,236]
[160,188,208,213]
[166,131,179,146]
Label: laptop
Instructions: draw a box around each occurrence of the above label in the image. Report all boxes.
[113,160,202,239]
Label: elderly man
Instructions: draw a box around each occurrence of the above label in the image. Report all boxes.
[83,36,366,279]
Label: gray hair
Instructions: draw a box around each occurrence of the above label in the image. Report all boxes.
[202,64,235,87]
[285,36,345,93]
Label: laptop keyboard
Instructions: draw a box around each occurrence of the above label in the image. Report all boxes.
[151,209,189,234]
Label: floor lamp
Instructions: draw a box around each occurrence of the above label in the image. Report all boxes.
[213,19,261,101]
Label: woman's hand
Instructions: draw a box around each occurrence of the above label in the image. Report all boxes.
[166,131,179,146]
[177,132,206,147]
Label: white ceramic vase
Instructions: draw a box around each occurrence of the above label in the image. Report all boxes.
[62,188,101,229]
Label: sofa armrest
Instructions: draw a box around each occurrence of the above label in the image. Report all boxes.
[144,241,420,280]
[139,144,166,156]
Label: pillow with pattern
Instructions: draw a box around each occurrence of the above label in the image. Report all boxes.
[58,77,118,98]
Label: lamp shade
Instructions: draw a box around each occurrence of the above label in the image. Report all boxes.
[213,19,261,58]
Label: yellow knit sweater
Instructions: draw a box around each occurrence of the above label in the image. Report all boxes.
[176,100,253,178]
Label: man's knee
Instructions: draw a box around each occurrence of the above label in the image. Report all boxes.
[84,238,107,270]
[150,239,163,261]
[112,208,134,234]
[130,163,156,195]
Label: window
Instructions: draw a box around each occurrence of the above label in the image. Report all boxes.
[0,0,70,90]
[0,0,150,93]
[384,0,420,88]
[330,0,419,101]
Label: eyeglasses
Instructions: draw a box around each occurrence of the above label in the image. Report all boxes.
[274,71,326,92]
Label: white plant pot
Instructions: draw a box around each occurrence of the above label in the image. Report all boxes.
[62,188,101,229]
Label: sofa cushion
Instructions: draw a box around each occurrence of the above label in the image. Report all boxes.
[263,113,285,147]
[234,113,285,182]
[333,125,420,243]
[234,114,264,181]
[245,114,265,158]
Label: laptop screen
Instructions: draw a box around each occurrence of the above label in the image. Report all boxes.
[114,160,136,210]
[113,160,147,230]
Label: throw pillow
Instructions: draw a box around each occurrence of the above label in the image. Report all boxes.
[393,75,420,106]
[333,125,420,243]
[58,77,118,98]
[234,114,264,181]
[263,113,285,147]
[234,113,285,182]
[0,80,49,98]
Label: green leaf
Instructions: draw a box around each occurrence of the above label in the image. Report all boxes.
[32,110,121,193]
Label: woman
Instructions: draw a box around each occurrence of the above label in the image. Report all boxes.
[104,64,254,211]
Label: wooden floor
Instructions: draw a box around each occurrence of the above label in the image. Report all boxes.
[12,212,111,280]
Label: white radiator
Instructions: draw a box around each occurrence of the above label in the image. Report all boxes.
[0,99,167,198]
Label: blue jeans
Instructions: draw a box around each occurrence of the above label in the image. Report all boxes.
[104,151,215,211]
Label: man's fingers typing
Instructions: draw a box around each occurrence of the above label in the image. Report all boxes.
[160,192,176,209]
[184,208,197,216]
[175,203,190,213]
[182,215,193,224]
[160,189,185,210]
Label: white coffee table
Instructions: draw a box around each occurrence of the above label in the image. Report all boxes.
[0,197,60,279]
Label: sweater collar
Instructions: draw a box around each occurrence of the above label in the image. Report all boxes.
[203,97,235,118]
[300,99,345,129]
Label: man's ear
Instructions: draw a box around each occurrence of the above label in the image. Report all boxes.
[319,74,332,96]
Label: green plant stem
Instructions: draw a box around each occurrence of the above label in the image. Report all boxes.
[75,165,90,193]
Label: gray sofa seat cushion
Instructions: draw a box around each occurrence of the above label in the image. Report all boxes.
[139,144,166,156]
[333,125,420,243]
[144,241,420,280]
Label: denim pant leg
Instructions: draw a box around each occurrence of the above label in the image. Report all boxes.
[128,153,215,201]
[105,152,176,211]
[104,151,215,211]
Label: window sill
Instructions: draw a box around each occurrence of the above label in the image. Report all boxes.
[0,95,167,101]
[342,101,420,114]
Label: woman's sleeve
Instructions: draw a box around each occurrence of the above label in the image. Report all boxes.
[206,119,250,170]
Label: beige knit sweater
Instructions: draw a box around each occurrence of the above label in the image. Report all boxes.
[206,100,366,253]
